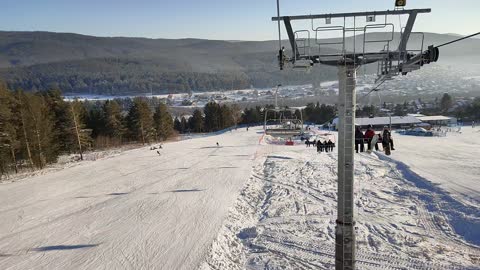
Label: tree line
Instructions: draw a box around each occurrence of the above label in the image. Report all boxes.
[0,87,247,178]
[0,83,340,179]
[173,102,246,134]
[0,85,177,178]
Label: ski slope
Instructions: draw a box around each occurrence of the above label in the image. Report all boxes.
[202,130,480,269]
[391,126,480,204]
[0,128,262,270]
[1,127,479,269]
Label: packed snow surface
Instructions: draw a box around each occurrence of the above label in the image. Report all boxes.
[1,127,479,269]
[0,129,260,269]
[392,126,480,203]
[201,128,480,270]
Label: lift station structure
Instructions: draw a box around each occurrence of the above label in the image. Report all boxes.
[273,2,439,269]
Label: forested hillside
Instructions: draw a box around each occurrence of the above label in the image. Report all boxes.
[0,31,478,95]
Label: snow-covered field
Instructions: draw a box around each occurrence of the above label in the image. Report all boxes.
[0,127,479,269]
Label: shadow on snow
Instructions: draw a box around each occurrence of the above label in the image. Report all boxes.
[170,189,205,193]
[378,154,480,247]
[31,244,99,252]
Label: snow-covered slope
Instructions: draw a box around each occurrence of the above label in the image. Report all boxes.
[202,132,480,269]
[391,126,480,204]
[0,128,261,270]
[1,127,479,269]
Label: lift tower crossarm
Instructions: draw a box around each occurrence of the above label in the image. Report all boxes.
[272,9,431,21]
[398,10,418,52]
[283,17,300,60]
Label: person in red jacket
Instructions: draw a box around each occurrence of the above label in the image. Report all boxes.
[364,125,376,151]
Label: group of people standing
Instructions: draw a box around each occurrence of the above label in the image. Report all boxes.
[304,138,335,153]
[317,140,335,153]
[355,125,394,153]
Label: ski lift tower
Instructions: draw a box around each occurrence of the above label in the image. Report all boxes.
[273,2,438,269]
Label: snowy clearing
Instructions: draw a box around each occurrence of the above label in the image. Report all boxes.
[0,127,479,269]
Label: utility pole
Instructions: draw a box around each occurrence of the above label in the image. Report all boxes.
[273,6,437,269]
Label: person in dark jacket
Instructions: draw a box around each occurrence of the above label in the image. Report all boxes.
[364,125,376,151]
[327,139,335,152]
[355,126,365,153]
[377,133,383,151]
[381,126,395,150]
[316,140,323,153]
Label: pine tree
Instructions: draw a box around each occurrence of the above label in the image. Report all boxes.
[204,102,221,132]
[219,104,234,129]
[86,106,105,139]
[174,117,182,133]
[0,83,18,176]
[241,107,262,125]
[153,103,174,141]
[42,90,75,155]
[126,97,154,144]
[102,100,125,140]
[440,93,453,112]
[394,104,406,116]
[189,109,204,133]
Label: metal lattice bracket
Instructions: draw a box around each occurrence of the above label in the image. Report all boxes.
[273,9,438,84]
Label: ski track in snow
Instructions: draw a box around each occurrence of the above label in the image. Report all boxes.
[1,127,479,269]
[201,131,480,270]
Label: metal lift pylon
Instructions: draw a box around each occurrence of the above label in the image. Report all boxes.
[272,3,438,269]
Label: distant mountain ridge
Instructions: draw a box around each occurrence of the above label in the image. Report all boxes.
[0,31,478,95]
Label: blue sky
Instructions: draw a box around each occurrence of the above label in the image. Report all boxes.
[1,0,478,40]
